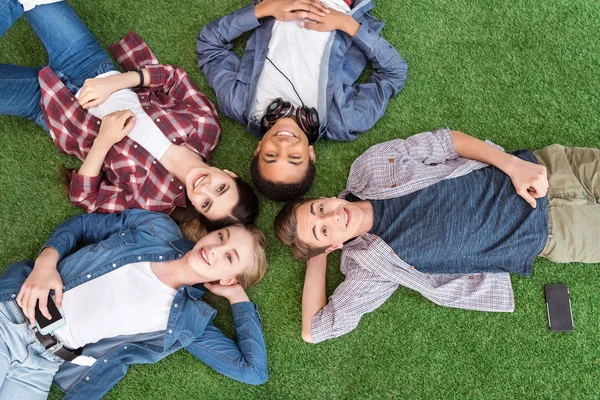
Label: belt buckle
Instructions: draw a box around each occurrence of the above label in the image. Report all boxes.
[47,342,64,354]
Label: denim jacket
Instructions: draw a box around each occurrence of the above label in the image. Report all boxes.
[196,0,408,141]
[0,210,268,399]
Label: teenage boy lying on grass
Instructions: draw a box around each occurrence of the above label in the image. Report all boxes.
[197,0,407,201]
[275,127,600,343]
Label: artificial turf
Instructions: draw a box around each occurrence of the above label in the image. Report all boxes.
[1,0,599,398]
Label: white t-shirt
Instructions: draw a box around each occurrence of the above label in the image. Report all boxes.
[76,71,173,161]
[54,262,176,349]
[252,0,350,120]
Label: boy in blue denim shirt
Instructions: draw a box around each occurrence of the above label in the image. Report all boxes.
[197,0,408,201]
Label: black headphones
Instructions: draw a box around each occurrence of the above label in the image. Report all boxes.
[260,98,320,144]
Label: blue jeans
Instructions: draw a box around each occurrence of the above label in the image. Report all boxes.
[0,301,64,399]
[0,0,116,131]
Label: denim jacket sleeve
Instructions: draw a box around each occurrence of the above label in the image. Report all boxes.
[334,23,408,137]
[184,301,268,385]
[196,5,261,125]
[41,210,180,259]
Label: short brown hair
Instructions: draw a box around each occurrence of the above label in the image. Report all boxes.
[274,198,329,261]
[235,224,268,289]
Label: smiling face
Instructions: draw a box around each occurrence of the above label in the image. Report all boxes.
[184,166,240,221]
[186,226,255,284]
[255,117,315,184]
[295,198,373,250]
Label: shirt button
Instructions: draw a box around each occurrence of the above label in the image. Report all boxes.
[124,346,128,350]
[134,144,138,148]
[121,233,125,236]
[179,186,183,190]
[153,160,157,164]
[85,376,90,381]
[178,254,183,258]
[104,359,108,363]
[388,158,395,162]
[11,294,16,298]
[140,96,144,99]
[96,121,100,125]
[410,266,415,270]
[168,329,173,334]
[426,275,431,279]
[469,276,474,280]
[138,256,142,260]
[361,233,367,239]
[174,303,178,308]
[112,263,117,268]
[87,274,91,279]
[172,138,176,142]
[389,250,394,255]
[159,256,163,260]
[171,177,175,181]
[391,184,397,188]
[156,118,160,122]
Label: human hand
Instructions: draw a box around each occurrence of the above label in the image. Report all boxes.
[300,9,359,36]
[204,282,250,304]
[95,110,136,148]
[255,0,330,21]
[506,157,548,208]
[79,75,123,109]
[16,248,63,327]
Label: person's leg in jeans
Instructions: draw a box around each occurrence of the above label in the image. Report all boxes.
[0,0,116,130]
[0,0,24,37]
[535,144,600,263]
[0,0,48,129]
[23,0,116,91]
[0,301,62,399]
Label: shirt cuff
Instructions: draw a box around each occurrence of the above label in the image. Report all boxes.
[144,64,169,92]
[69,171,101,196]
[231,301,258,319]
[434,127,459,160]
[228,5,262,41]
[350,23,378,54]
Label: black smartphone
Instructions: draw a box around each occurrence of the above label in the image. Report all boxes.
[545,284,573,332]
[35,294,66,334]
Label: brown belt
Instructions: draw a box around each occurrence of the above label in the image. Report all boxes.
[34,328,82,361]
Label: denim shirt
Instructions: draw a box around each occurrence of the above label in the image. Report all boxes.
[196,0,408,141]
[0,210,268,399]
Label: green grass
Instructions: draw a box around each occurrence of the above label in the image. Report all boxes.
[1,0,599,398]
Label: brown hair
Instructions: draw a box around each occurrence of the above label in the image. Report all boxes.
[234,224,268,289]
[274,198,329,261]
[60,166,259,242]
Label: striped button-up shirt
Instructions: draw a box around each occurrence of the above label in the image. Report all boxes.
[39,32,221,214]
[311,127,515,343]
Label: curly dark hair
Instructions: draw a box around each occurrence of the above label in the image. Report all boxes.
[250,154,316,202]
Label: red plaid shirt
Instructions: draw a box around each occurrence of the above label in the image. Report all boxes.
[39,32,221,214]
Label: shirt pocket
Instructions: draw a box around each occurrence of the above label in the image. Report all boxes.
[100,228,138,249]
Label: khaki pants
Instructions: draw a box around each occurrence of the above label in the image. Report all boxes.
[535,144,600,263]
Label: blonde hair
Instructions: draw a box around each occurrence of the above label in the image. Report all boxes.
[274,198,329,261]
[235,224,268,289]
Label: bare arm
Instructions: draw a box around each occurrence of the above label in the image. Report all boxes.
[301,253,328,343]
[78,69,151,109]
[77,110,136,178]
[451,130,548,207]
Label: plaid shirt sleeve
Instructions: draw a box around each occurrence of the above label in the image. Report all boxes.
[311,262,399,344]
[342,127,504,200]
[110,32,221,161]
[69,171,128,213]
